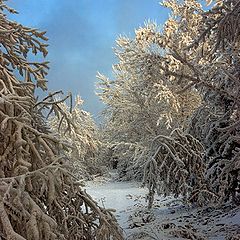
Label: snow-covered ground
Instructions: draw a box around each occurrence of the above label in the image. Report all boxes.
[84,172,240,240]
[84,171,148,236]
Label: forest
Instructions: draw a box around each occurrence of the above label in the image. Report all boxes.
[0,0,239,239]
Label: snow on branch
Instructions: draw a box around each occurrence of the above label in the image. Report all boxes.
[0,1,123,239]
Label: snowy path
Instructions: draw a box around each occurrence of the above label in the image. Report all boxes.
[84,173,240,240]
[84,176,149,237]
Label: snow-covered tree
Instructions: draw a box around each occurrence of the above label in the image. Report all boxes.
[185,0,240,204]
[142,0,240,205]
[0,2,123,239]
[143,128,216,208]
[98,0,240,206]
[48,95,102,178]
[97,20,200,180]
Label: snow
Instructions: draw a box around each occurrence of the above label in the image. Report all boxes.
[84,172,240,239]
[84,172,149,235]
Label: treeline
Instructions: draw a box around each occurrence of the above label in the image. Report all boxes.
[97,0,240,207]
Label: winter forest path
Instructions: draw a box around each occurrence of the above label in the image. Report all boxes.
[84,170,149,238]
[84,171,240,240]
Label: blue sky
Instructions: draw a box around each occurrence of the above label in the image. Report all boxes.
[7,0,169,117]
